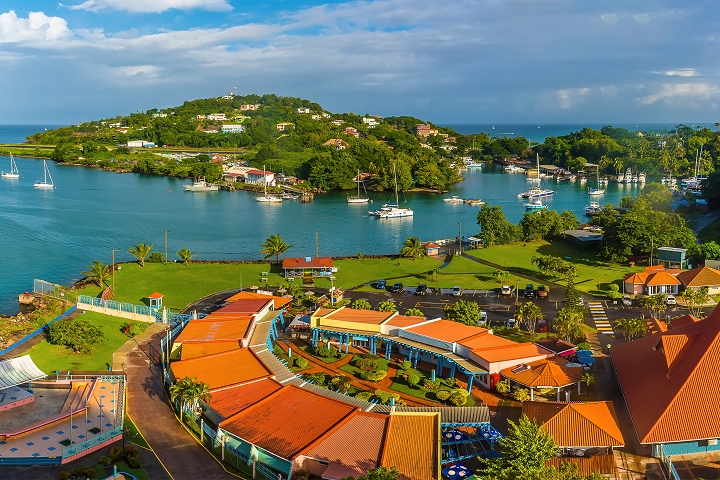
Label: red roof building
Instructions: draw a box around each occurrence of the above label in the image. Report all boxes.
[283,257,335,278]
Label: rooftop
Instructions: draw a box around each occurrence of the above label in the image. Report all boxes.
[207,378,282,419]
[212,298,272,315]
[384,315,430,328]
[170,348,272,390]
[381,413,439,480]
[224,291,292,310]
[676,266,720,287]
[174,317,253,344]
[404,320,488,344]
[319,307,397,326]
[282,257,334,269]
[500,357,583,388]
[178,342,240,360]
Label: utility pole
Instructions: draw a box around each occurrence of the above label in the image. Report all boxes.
[458,223,462,255]
[112,250,115,293]
[650,236,654,266]
[316,230,319,258]
[164,230,169,265]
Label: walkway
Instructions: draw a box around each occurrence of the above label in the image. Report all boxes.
[125,327,232,480]
[689,209,720,234]
[587,300,613,336]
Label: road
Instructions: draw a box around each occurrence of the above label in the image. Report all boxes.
[689,209,720,234]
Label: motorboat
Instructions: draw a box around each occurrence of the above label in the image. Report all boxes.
[524,199,547,211]
[585,202,601,216]
[444,196,465,203]
[184,177,219,192]
[465,198,484,206]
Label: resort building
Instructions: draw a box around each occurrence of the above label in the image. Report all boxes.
[208,113,227,121]
[500,358,583,401]
[282,257,336,278]
[277,122,294,131]
[331,119,345,126]
[622,266,682,295]
[415,124,439,137]
[342,127,361,138]
[221,124,244,133]
[676,266,720,295]
[246,169,276,186]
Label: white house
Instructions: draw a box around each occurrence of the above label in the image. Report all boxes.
[152,113,168,118]
[311,115,323,121]
[127,140,152,148]
[297,107,311,114]
[208,113,227,121]
[246,169,276,186]
[221,124,244,133]
[331,120,345,126]
[277,122,294,131]
[322,113,331,118]
[362,117,379,128]
[240,104,261,111]
[109,122,122,128]
[196,115,207,121]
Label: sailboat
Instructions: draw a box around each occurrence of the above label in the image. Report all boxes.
[254,165,282,203]
[348,169,369,203]
[371,163,413,218]
[517,153,554,198]
[34,160,54,189]
[2,154,19,179]
[588,165,605,196]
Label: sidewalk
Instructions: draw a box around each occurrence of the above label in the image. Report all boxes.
[112,323,166,370]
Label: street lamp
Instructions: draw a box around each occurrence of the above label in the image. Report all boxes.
[164,230,170,265]
[458,223,462,255]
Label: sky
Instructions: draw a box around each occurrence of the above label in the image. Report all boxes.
[1,0,720,125]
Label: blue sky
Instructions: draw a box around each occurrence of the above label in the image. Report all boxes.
[2,0,720,125]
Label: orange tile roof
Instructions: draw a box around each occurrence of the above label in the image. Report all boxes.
[219,385,358,459]
[148,292,164,298]
[466,333,552,363]
[671,314,700,329]
[500,357,582,388]
[385,315,429,328]
[213,298,271,314]
[207,378,282,419]
[314,307,335,317]
[645,271,681,286]
[611,308,720,443]
[282,257,334,269]
[225,291,292,309]
[522,401,625,448]
[304,412,388,478]
[320,308,397,325]
[381,413,439,480]
[405,320,488,343]
[180,342,240,360]
[677,266,720,287]
[170,348,272,390]
[175,317,253,344]
[623,272,649,284]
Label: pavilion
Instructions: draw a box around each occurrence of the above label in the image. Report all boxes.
[282,257,335,278]
[500,357,583,401]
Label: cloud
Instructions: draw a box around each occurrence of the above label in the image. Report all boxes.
[67,0,232,14]
[0,10,70,43]
[654,68,700,77]
[637,83,719,105]
[113,65,161,77]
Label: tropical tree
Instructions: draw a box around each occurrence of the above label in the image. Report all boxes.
[553,308,585,342]
[641,293,668,319]
[260,233,293,263]
[476,204,518,247]
[128,242,153,267]
[168,376,211,414]
[176,247,195,266]
[404,308,424,317]
[443,300,481,326]
[494,270,511,284]
[350,299,373,310]
[517,301,544,334]
[531,255,577,282]
[82,260,111,288]
[346,466,400,480]
[400,236,426,260]
[681,287,708,317]
[613,317,646,341]
[700,241,720,260]
[495,379,511,395]
[375,300,398,312]
[581,372,596,394]
[513,388,531,402]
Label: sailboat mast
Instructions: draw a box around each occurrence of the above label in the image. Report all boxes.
[357,169,361,197]
[263,165,267,197]
[394,163,399,205]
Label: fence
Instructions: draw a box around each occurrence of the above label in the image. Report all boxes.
[33,279,78,304]
[655,444,681,480]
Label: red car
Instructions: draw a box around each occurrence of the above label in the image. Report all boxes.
[536,319,548,333]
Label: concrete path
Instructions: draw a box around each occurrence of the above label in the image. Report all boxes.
[112,323,166,370]
[125,328,232,480]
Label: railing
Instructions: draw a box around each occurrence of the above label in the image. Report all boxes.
[34,279,78,304]
[62,426,122,459]
[78,295,152,316]
[656,444,681,480]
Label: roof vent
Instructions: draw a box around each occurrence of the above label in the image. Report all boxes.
[305,256,312,262]
[511,364,531,374]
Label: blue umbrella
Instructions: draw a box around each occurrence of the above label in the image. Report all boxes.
[578,356,596,365]
[576,350,592,357]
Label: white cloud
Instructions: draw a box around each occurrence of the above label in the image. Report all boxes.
[0,11,70,43]
[637,83,719,105]
[113,65,161,77]
[67,0,232,14]
[654,68,700,77]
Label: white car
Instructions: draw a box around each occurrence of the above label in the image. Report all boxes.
[452,286,462,296]
[665,294,677,306]
[478,312,488,326]
[500,285,512,295]
[622,295,632,306]
[506,318,517,328]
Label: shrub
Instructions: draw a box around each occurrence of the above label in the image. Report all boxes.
[398,360,412,371]
[452,388,469,397]
[47,319,105,354]
[424,379,441,390]
[361,369,388,382]
[355,391,373,401]
[58,472,70,480]
[376,300,398,312]
[292,470,311,480]
[99,456,111,466]
[147,252,165,263]
[313,342,337,358]
[125,445,140,468]
[355,357,379,370]
[436,390,451,401]
[449,392,467,406]
[373,389,390,404]
[363,353,380,360]
[445,377,456,388]
[576,341,592,351]
[301,372,327,386]
[108,446,123,461]
[407,372,421,388]
[295,357,308,368]
[350,299,372,310]
[121,321,148,338]
[329,374,351,393]
[495,379,511,394]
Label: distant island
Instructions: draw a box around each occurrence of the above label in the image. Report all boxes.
[4,92,719,194]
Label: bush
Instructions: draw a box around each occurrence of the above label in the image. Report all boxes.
[407,372,421,388]
[350,299,372,310]
[99,456,111,466]
[295,357,308,368]
[47,319,105,354]
[125,445,140,468]
[355,357,379,370]
[121,321,148,338]
[424,379,441,390]
[398,360,412,371]
[449,392,467,406]
[376,300,398,312]
[606,284,620,299]
[373,389,390,404]
[329,374,351,393]
[58,472,70,480]
[363,353,380,360]
[108,446,123,461]
[436,390,451,401]
[452,388,469,397]
[355,391,373,401]
[292,470,311,480]
[361,369,388,382]
[313,342,337,358]
[301,372,327,386]
[575,341,592,351]
[445,377,456,388]
[147,252,165,263]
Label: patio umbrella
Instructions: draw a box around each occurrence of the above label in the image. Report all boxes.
[576,350,592,357]
[305,291,315,297]
[250,285,259,291]
[577,356,596,365]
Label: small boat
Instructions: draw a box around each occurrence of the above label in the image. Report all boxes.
[585,202,601,216]
[183,177,219,192]
[524,199,547,211]
[588,165,605,195]
[638,172,646,183]
[348,169,370,203]
[518,154,554,198]
[631,174,638,183]
[2,154,19,179]
[504,165,524,173]
[255,165,282,203]
[578,176,587,184]
[444,196,465,203]
[465,198,484,206]
[465,162,484,168]
[617,172,625,182]
[34,160,54,189]
[281,192,299,200]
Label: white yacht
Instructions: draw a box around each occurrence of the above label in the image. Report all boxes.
[518,154,554,198]
[183,177,219,192]
[348,169,370,203]
[585,202,601,216]
[255,165,282,203]
[588,165,605,196]
[1,154,19,179]
[375,164,412,218]
[443,196,465,203]
[34,160,54,189]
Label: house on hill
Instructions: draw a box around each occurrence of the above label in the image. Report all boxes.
[323,139,349,150]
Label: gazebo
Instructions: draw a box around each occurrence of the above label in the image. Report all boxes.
[148,292,164,310]
[500,357,583,401]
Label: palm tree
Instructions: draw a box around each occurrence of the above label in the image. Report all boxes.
[260,234,293,263]
[169,376,212,414]
[581,372,596,395]
[400,236,426,260]
[176,247,195,266]
[513,388,531,402]
[128,242,153,267]
[516,301,544,334]
[82,260,111,288]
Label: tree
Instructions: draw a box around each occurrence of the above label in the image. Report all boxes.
[404,308,424,317]
[494,270,511,284]
[495,379,511,395]
[400,236,426,260]
[513,388,531,402]
[477,204,518,247]
[641,293,668,319]
[639,182,673,211]
[128,242,153,267]
[351,466,400,480]
[443,300,481,326]
[169,376,211,413]
[407,372,421,388]
[681,287,708,317]
[375,300,397,312]
[700,241,720,260]
[553,308,585,342]
[176,247,195,266]
[260,233,293,263]
[82,260,111,288]
[531,255,577,282]
[517,301,544,334]
[482,415,559,479]
[581,372,596,394]
[351,299,372,310]
[613,317,646,341]
[47,319,105,354]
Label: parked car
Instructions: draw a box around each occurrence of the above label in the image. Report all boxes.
[506,318,517,328]
[478,311,488,326]
[376,280,387,290]
[665,294,677,306]
[524,284,535,298]
[415,284,428,295]
[634,294,645,307]
[500,285,512,295]
[452,286,462,296]
[536,319,548,333]
[536,285,548,298]
[622,295,632,306]
[390,282,404,293]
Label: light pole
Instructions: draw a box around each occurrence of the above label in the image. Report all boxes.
[458,223,462,255]
[330,276,335,305]
[164,230,169,265]
[112,249,115,293]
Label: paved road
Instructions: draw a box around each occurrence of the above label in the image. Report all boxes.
[689,209,720,234]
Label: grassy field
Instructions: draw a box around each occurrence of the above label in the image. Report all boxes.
[389,368,476,407]
[313,257,443,290]
[27,312,133,372]
[699,219,720,243]
[465,240,643,295]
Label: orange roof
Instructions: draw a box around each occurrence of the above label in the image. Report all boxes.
[304,412,389,478]
[170,348,272,390]
[611,308,720,443]
[175,317,253,344]
[424,243,440,248]
[623,272,649,284]
[148,292,164,299]
[180,342,241,360]
[645,265,666,272]
[405,320,487,343]
[381,413,439,480]
[320,308,397,325]
[462,332,552,364]
[677,266,720,287]
[314,307,335,317]
[207,378,282,419]
[671,314,700,329]
[522,401,625,448]
[645,271,681,286]
[385,315,429,328]
[220,385,358,459]
[213,298,271,314]
[225,291,292,309]
[282,257,334,269]
[500,357,582,388]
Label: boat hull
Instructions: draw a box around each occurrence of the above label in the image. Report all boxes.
[2,173,19,179]
[348,197,370,203]
[255,196,283,203]
[34,183,54,189]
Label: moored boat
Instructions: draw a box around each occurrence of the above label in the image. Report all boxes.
[183,177,219,192]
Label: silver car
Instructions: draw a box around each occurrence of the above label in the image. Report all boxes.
[622,295,632,306]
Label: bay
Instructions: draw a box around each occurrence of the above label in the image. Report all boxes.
[0,125,65,145]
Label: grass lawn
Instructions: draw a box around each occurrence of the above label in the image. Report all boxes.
[124,414,151,449]
[338,355,391,378]
[389,368,475,407]
[27,312,133,372]
[466,240,643,296]
[314,257,443,290]
[698,218,720,243]
[297,344,347,364]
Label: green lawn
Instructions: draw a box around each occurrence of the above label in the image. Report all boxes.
[699,218,720,243]
[338,355,391,378]
[313,257,444,290]
[27,312,133,372]
[124,414,151,450]
[389,368,476,407]
[466,240,643,295]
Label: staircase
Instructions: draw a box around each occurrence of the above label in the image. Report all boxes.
[60,381,92,414]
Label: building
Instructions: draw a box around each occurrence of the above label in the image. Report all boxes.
[331,119,345,126]
[199,125,221,134]
[323,139,349,150]
[500,357,583,401]
[208,113,227,121]
[283,257,336,278]
[152,113,168,118]
[297,107,311,114]
[240,104,261,111]
[246,169,276,186]
[277,122,294,131]
[677,266,720,295]
[424,242,440,256]
[653,247,688,269]
[415,124,438,137]
[623,267,682,295]
[222,165,252,183]
[562,230,603,250]
[127,140,148,148]
[221,124,244,133]
[311,115,323,121]
[363,117,379,128]
[342,127,360,138]
[612,307,720,458]
[196,115,207,121]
